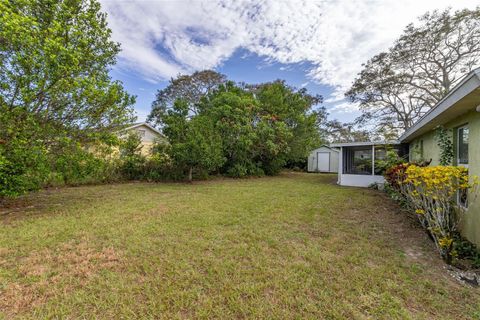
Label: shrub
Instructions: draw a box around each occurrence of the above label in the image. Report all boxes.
[398,165,478,263]
[384,163,412,190]
[226,162,265,178]
[0,133,50,197]
[118,132,146,180]
[375,149,406,175]
[52,142,120,185]
[453,234,480,268]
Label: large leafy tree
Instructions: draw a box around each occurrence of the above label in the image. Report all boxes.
[395,8,480,98]
[347,7,480,133]
[161,100,225,182]
[150,75,325,179]
[0,0,135,196]
[252,80,325,168]
[200,82,263,177]
[0,0,135,139]
[148,70,226,126]
[347,52,429,132]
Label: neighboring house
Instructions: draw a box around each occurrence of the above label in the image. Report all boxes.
[307,146,339,173]
[118,122,165,155]
[331,141,408,187]
[399,67,480,246]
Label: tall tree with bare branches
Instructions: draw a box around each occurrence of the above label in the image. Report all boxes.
[347,7,480,134]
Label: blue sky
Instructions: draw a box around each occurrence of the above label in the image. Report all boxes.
[111,48,347,122]
[102,0,478,124]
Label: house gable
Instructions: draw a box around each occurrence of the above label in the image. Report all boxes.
[127,124,163,143]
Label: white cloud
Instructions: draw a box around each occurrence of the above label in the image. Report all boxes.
[300,81,309,88]
[101,0,478,110]
[329,101,360,114]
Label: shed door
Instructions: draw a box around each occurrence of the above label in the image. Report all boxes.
[317,152,330,172]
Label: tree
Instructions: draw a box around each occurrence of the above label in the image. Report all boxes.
[252,80,325,168]
[395,8,480,99]
[0,0,135,141]
[322,120,370,143]
[117,131,145,180]
[347,7,480,133]
[148,70,226,126]
[150,74,326,179]
[346,52,431,131]
[161,100,225,182]
[0,0,135,196]
[200,82,262,177]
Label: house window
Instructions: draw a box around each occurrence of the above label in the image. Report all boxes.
[138,129,146,137]
[457,125,469,166]
[456,125,469,208]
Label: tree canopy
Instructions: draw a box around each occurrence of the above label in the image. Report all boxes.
[347,7,480,135]
[148,70,227,126]
[0,0,135,196]
[149,75,325,179]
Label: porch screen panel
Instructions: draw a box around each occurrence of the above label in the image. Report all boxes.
[374,144,410,175]
[343,146,372,175]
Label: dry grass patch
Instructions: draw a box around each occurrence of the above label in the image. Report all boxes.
[0,239,122,317]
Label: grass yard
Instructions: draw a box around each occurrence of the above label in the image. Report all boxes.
[0,173,479,319]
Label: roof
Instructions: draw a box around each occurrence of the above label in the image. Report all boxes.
[313,145,340,152]
[330,141,400,147]
[399,68,480,143]
[121,122,163,137]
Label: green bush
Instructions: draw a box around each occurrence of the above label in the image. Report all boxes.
[453,234,480,268]
[226,162,264,178]
[53,143,120,185]
[0,115,50,197]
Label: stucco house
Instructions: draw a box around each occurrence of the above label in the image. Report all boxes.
[118,122,165,156]
[399,67,480,246]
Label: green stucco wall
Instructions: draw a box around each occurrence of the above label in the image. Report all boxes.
[409,110,480,247]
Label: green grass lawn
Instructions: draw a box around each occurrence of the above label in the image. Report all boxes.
[0,173,479,319]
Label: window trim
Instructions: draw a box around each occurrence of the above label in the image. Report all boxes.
[456,124,469,168]
[455,124,469,209]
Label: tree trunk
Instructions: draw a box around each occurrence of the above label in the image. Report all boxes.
[188,167,193,183]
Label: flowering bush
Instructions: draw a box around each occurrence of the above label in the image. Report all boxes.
[397,165,478,263]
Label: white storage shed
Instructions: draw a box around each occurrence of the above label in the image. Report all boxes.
[307,146,339,173]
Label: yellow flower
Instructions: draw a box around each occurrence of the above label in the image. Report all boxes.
[438,237,453,248]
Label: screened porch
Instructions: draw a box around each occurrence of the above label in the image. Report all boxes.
[330,142,409,187]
